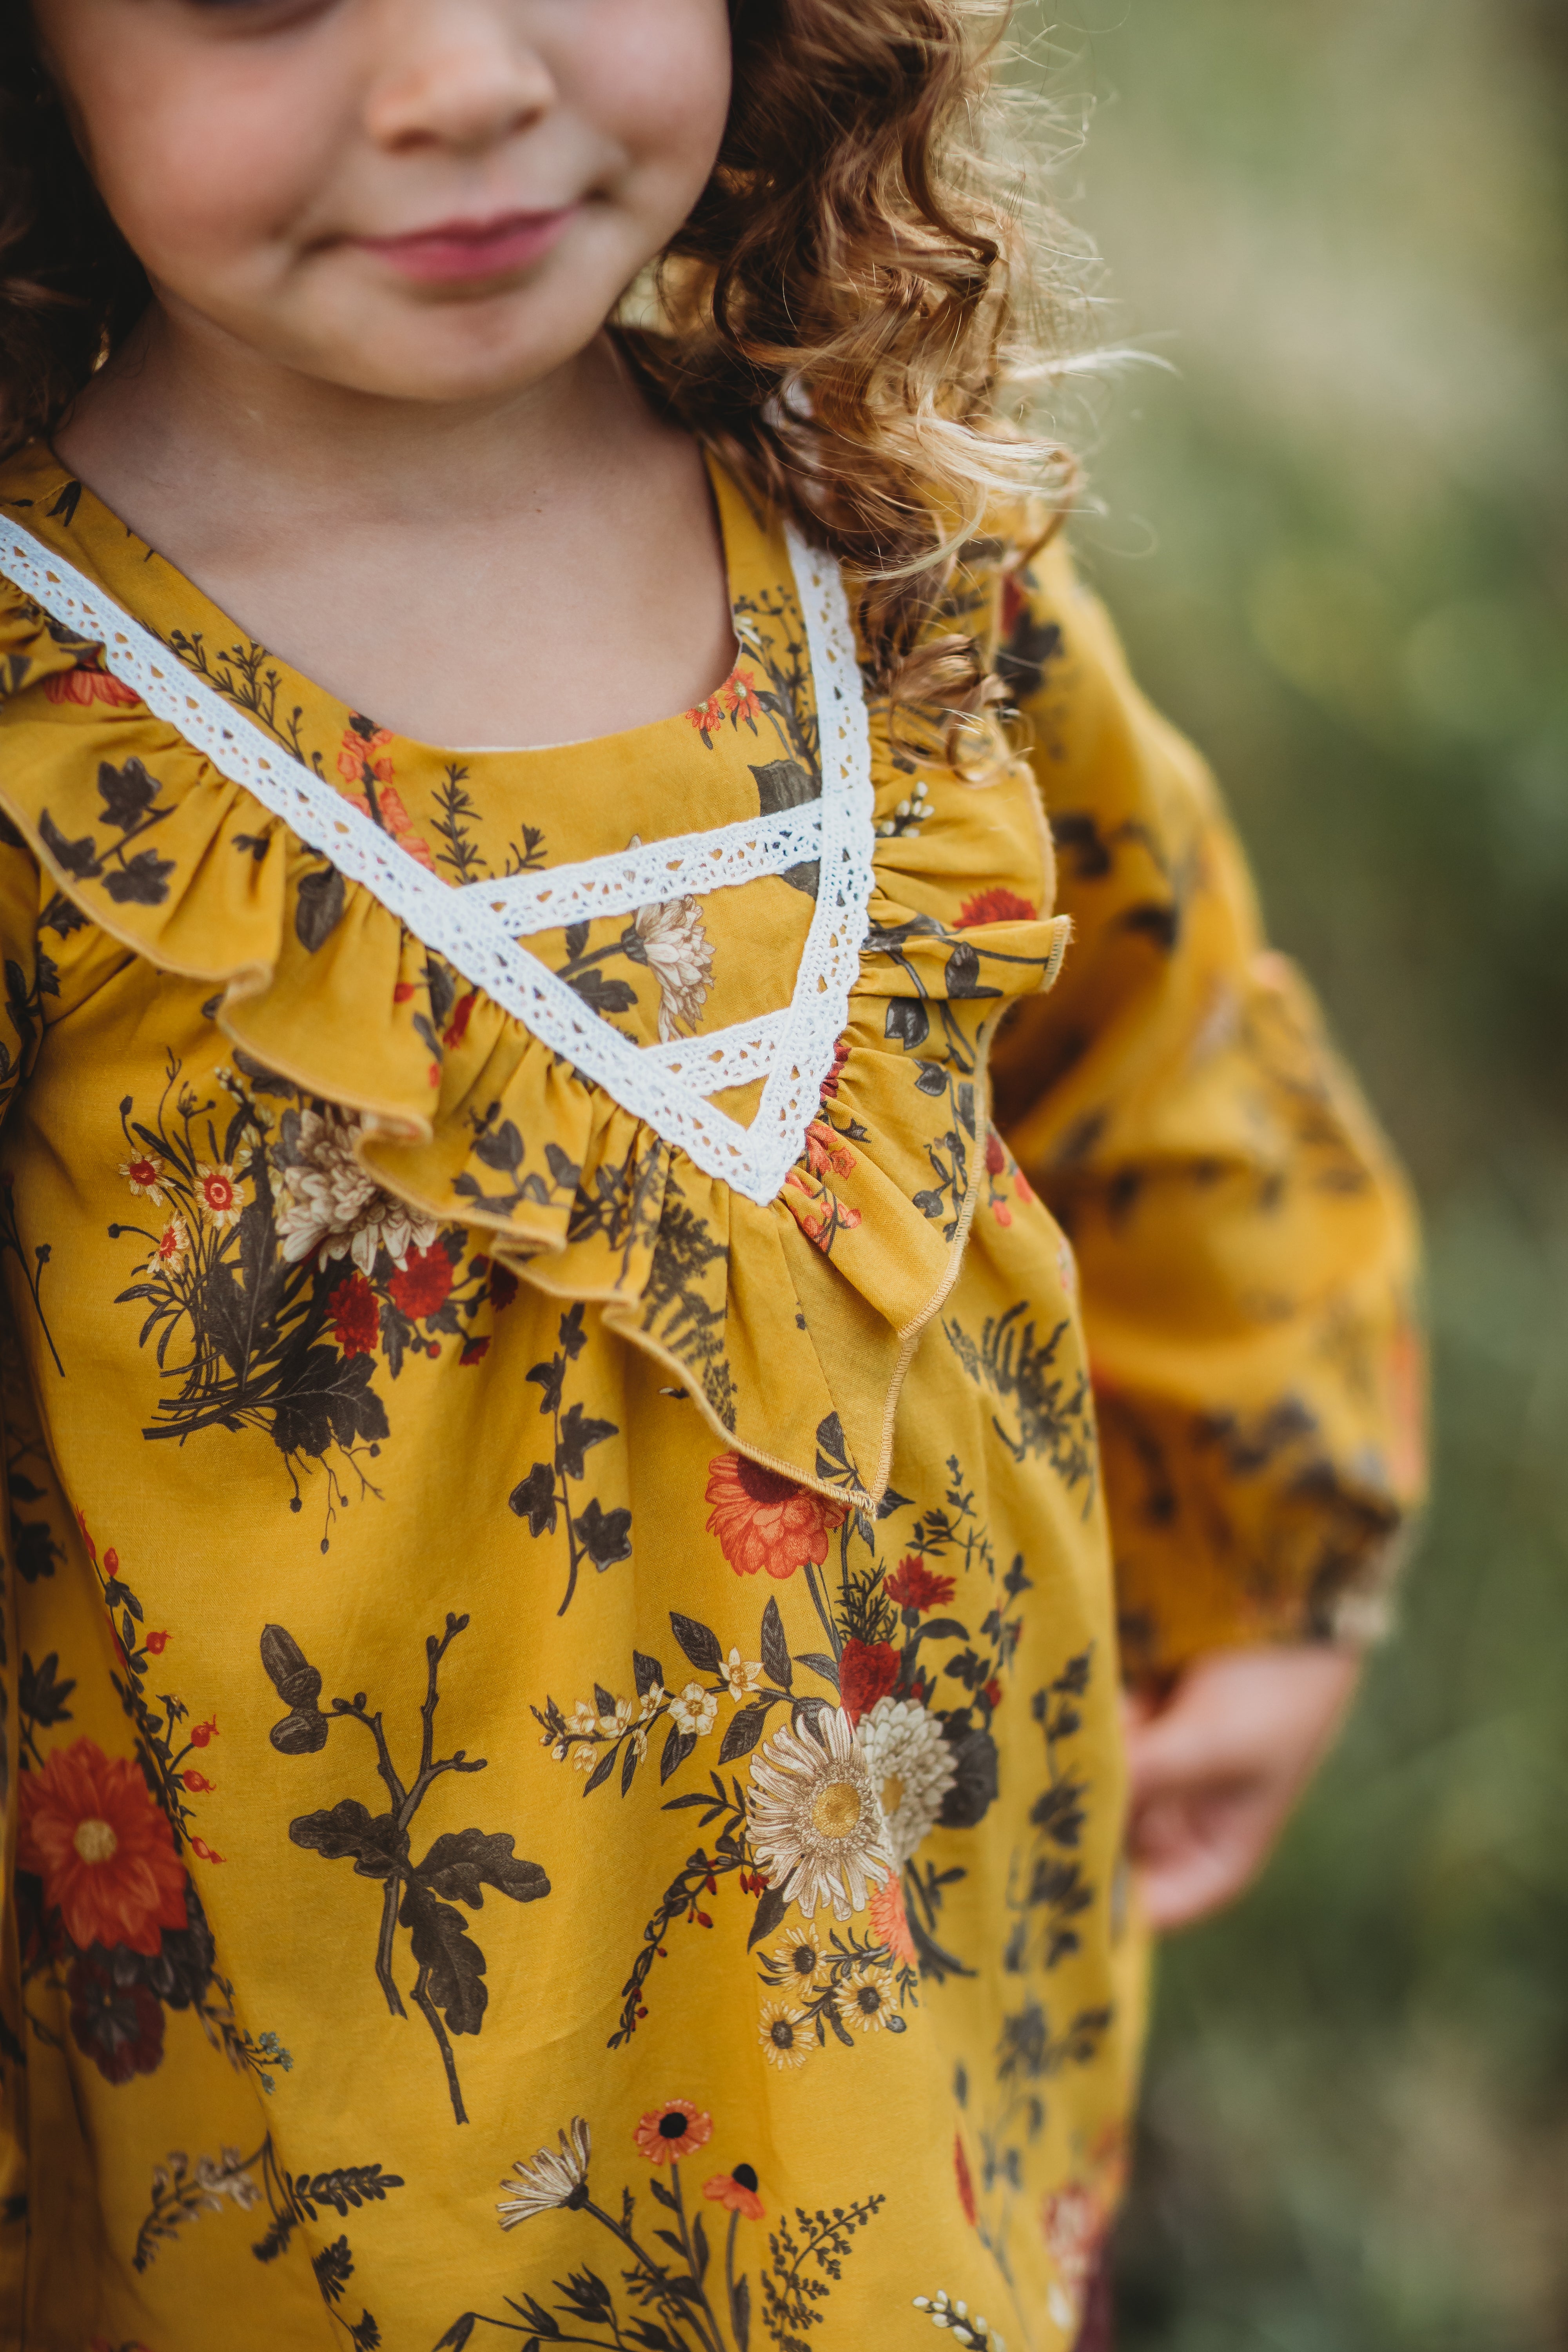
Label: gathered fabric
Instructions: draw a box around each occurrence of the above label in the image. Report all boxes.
[0,444,1421,2352]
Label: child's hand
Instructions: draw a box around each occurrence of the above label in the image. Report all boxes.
[1122,1644,1362,1931]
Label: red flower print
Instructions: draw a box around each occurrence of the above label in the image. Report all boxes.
[181,1769,214,1793]
[956,887,1037,929]
[76,1509,97,1566]
[195,1161,243,1229]
[869,1872,918,1967]
[460,1336,491,1367]
[838,1639,900,1727]
[328,1271,380,1358]
[190,1837,225,1865]
[633,2100,713,2166]
[118,1152,165,1204]
[985,1129,1007,1177]
[1016,1167,1035,1204]
[955,2134,977,2227]
[487,1262,519,1312]
[819,1036,851,1102]
[45,662,140,709]
[152,1215,188,1270]
[802,1121,856,1181]
[189,1716,218,1749]
[984,1677,1004,1711]
[704,2163,766,2221]
[388,1243,455,1321]
[18,1738,189,1956]
[704,1453,848,1581]
[143,1630,170,1657]
[68,1956,165,2085]
[393,980,416,1004]
[444,989,478,1050]
[883,1556,956,1614]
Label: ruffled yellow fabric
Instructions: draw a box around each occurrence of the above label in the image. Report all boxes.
[0,468,1069,1512]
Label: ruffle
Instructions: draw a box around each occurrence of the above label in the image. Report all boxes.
[0,548,1067,1508]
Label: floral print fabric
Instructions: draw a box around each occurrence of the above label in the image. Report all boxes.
[0,445,1422,2352]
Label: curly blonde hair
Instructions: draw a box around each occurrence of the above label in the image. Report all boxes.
[0,0,1086,684]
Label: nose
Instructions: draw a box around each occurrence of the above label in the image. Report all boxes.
[363,0,557,155]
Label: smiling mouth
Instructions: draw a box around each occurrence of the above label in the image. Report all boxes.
[357,208,577,286]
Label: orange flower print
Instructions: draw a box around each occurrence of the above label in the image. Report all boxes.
[685,691,726,745]
[188,1715,218,1749]
[703,2163,766,2221]
[869,1872,918,1968]
[45,661,140,709]
[337,714,396,788]
[17,1737,189,1956]
[633,2100,713,2166]
[723,668,763,729]
[802,1120,856,1181]
[344,779,437,873]
[196,1161,244,1229]
[119,1151,165,1205]
[956,886,1037,929]
[143,1630,169,1656]
[704,1452,848,1580]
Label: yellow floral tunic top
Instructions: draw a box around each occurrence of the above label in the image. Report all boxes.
[0,443,1421,2352]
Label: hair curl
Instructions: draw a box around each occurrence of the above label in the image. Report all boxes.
[0,0,1088,688]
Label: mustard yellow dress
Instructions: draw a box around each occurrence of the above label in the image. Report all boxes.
[0,443,1422,2352]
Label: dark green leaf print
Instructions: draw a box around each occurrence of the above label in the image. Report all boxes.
[262,1612,550,2125]
[133,2131,401,2350]
[38,758,175,905]
[508,1305,632,1616]
[296,861,347,951]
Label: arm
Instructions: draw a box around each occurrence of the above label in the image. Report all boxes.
[986,529,1425,1918]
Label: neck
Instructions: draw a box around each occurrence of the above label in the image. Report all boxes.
[54,298,644,546]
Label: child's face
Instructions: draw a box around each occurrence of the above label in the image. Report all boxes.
[33,0,733,402]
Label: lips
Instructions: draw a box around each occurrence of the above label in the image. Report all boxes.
[358,207,575,285]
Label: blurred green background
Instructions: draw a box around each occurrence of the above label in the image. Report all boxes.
[1020,3,1568,2345]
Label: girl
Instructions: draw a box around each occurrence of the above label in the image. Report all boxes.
[0,4,1422,2347]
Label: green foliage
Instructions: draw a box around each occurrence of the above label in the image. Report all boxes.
[1019,2,1568,2342]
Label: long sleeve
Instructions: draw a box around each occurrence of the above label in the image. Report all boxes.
[987,532,1426,1677]
[0,824,45,2329]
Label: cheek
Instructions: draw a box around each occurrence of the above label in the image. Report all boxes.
[56,42,338,283]
[576,0,732,198]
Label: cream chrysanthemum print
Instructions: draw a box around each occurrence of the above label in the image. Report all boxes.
[272,1101,438,1272]
[746,1704,893,1921]
[628,835,715,1041]
[856,1695,956,1868]
[497,2118,592,2226]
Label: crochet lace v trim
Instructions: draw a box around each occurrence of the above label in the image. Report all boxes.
[0,517,875,1206]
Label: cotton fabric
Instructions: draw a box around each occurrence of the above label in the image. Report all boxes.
[0,444,1422,2352]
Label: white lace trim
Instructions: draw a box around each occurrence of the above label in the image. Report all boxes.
[0,517,876,1207]
[476,801,822,935]
[638,1008,791,1094]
